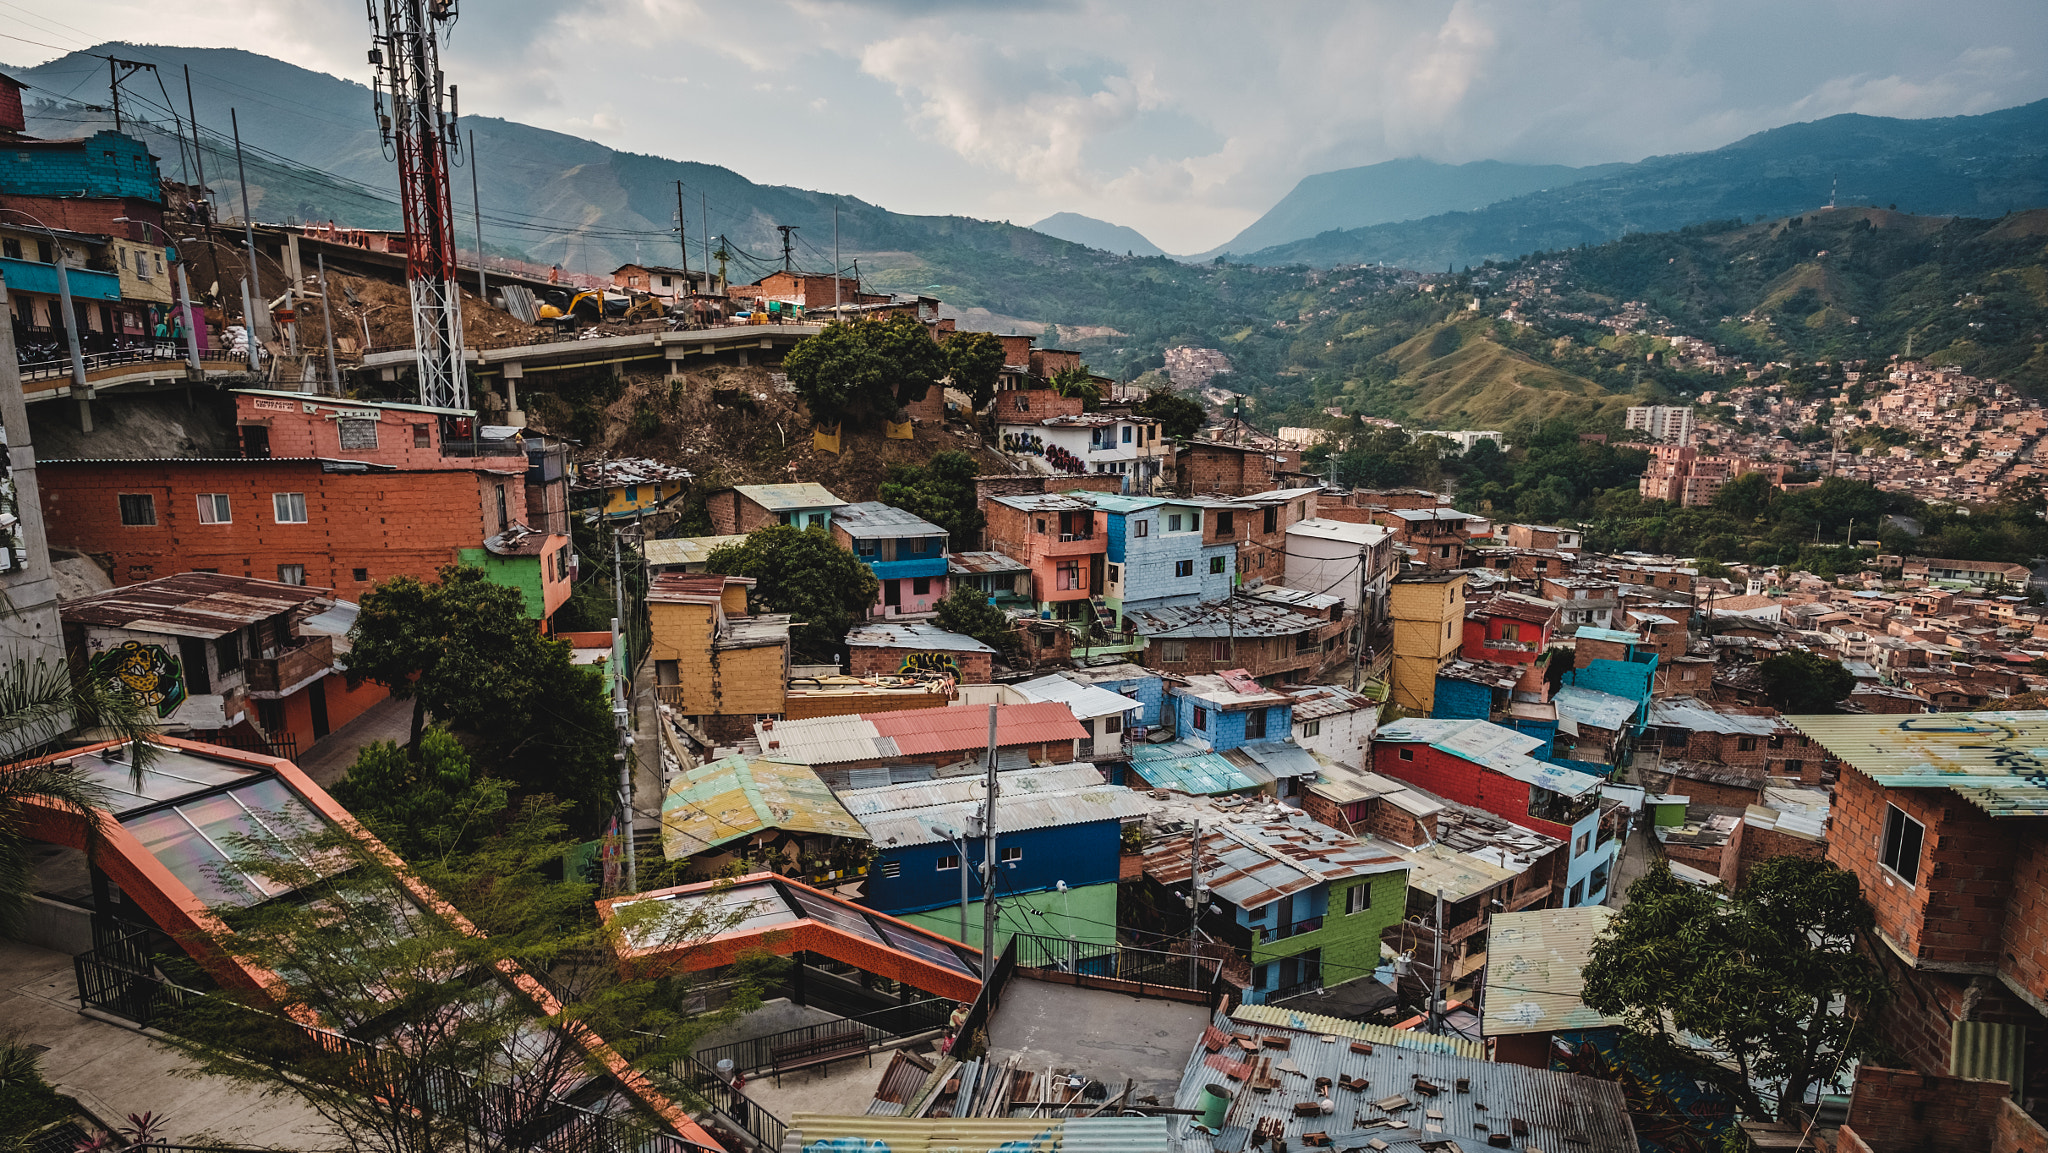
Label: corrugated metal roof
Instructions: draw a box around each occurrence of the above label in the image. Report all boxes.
[1375,718,1603,798]
[1223,740,1322,781]
[1470,591,1559,624]
[734,482,848,511]
[1480,906,1621,1038]
[859,784,1153,848]
[1648,697,1781,736]
[1573,626,1642,644]
[846,621,997,654]
[843,764,1106,815]
[759,715,895,766]
[1175,1009,1635,1153]
[1246,585,1343,613]
[644,534,746,568]
[949,551,1031,575]
[659,754,867,858]
[1281,684,1376,721]
[786,1115,1173,1153]
[1127,598,1329,640]
[1129,741,1268,795]
[61,572,332,638]
[1435,657,1521,691]
[1229,1004,1485,1060]
[1176,674,1291,709]
[1553,685,1638,733]
[573,456,693,490]
[1141,810,1408,911]
[1012,674,1143,719]
[870,702,1087,756]
[1789,711,2048,816]
[1285,518,1389,545]
[834,501,948,538]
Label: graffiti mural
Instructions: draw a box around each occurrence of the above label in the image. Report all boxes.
[899,651,962,677]
[1043,445,1085,474]
[1550,1030,1734,1153]
[1001,431,1045,456]
[90,640,188,718]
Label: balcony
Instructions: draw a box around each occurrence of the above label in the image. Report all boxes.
[245,636,336,696]
[1039,532,1103,558]
[866,555,949,581]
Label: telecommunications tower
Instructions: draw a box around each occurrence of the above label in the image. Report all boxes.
[367,0,468,410]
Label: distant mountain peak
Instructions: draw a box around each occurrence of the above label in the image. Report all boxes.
[1029,212,1166,258]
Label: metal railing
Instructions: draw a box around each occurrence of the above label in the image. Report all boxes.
[75,938,714,1153]
[691,995,952,1077]
[676,1058,787,1152]
[1010,933,1222,995]
[18,343,226,383]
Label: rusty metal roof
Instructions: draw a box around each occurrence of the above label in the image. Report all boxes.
[834,501,948,539]
[1470,591,1559,624]
[1280,683,1376,721]
[845,621,995,654]
[1141,809,1408,911]
[759,702,1086,766]
[1127,597,1330,640]
[1481,906,1621,1039]
[1435,657,1523,691]
[1789,711,2048,816]
[659,754,867,858]
[61,572,332,638]
[949,550,1030,575]
[571,456,693,490]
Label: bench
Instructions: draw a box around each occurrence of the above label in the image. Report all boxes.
[769,1030,871,1085]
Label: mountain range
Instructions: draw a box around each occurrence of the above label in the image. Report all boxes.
[1028,212,1165,258]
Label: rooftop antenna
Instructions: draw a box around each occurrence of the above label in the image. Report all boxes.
[367,0,468,410]
[1829,173,1838,211]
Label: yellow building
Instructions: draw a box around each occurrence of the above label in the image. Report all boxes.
[1389,571,1466,714]
[647,573,791,742]
[573,457,694,520]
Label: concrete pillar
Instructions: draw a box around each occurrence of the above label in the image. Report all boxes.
[665,347,687,380]
[737,348,749,368]
[502,363,524,428]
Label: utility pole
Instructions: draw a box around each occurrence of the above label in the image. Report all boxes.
[181,67,220,293]
[238,277,259,372]
[980,703,1000,969]
[613,520,637,895]
[108,56,121,131]
[230,108,263,344]
[1428,888,1446,1034]
[832,202,841,319]
[174,263,201,373]
[469,129,487,299]
[674,181,691,287]
[955,828,971,945]
[701,193,712,295]
[1187,821,1204,987]
[316,253,340,394]
[776,225,798,273]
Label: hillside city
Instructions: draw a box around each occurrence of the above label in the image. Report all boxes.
[0,15,2046,1153]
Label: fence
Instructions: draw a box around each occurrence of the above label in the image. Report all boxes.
[186,730,298,764]
[18,343,215,383]
[74,937,715,1153]
[1010,933,1225,1000]
[675,1058,787,1152]
[690,995,953,1078]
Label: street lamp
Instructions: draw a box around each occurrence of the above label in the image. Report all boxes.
[113,217,202,373]
[0,208,88,394]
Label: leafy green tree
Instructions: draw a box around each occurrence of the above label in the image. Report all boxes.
[704,525,881,661]
[782,313,945,428]
[934,584,1019,659]
[1713,471,1773,520]
[880,450,986,549]
[945,329,1006,412]
[348,566,617,835]
[1582,857,1888,1122]
[1756,650,1855,713]
[1048,366,1103,410]
[329,728,508,862]
[0,658,160,930]
[1134,388,1207,439]
[159,798,779,1153]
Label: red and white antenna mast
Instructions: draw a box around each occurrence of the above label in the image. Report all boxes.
[368,0,467,411]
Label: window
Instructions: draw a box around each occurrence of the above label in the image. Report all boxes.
[338,417,379,450]
[1001,846,1022,863]
[1134,519,1149,537]
[1122,425,1133,443]
[353,568,369,582]
[1345,884,1371,915]
[881,860,901,879]
[36,240,52,263]
[1176,559,1195,578]
[912,576,931,596]
[1244,709,1267,740]
[1104,715,1123,734]
[1574,832,1591,857]
[1161,640,1187,663]
[1736,736,1757,752]
[273,493,308,523]
[1056,560,1082,590]
[1105,563,1120,584]
[1035,517,1048,534]
[1302,719,1321,738]
[413,424,432,448]
[0,238,16,259]
[1881,804,1924,885]
[277,565,306,585]
[1568,880,1584,906]
[495,484,509,531]
[1210,555,1226,574]
[937,854,960,872]
[213,631,242,674]
[1398,747,1414,761]
[1193,706,1209,731]
[1263,507,1278,533]
[1216,511,1234,535]
[133,247,153,279]
[195,494,231,524]
[1168,514,1183,532]
[1211,639,1231,660]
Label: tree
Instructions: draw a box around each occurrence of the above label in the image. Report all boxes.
[158,798,778,1153]
[1712,471,1773,520]
[0,658,159,929]
[879,450,986,549]
[782,313,945,429]
[1134,388,1206,439]
[704,525,880,661]
[1756,649,1855,713]
[934,584,1019,659]
[328,727,508,863]
[348,566,617,834]
[1048,366,1103,410]
[945,330,1006,412]
[1582,857,1888,1122]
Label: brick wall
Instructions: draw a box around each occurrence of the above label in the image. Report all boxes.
[1647,765,1764,811]
[233,395,462,468]
[2003,833,2048,1021]
[1994,1096,2048,1153]
[1574,635,1632,669]
[1141,631,1323,681]
[1170,443,1300,496]
[1715,818,1825,891]
[1827,765,2016,970]
[994,390,1086,422]
[38,460,511,601]
[1838,1066,2011,1153]
[848,645,993,684]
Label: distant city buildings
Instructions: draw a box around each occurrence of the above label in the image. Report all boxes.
[1624,405,1695,444]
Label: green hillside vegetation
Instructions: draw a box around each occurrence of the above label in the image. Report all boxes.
[1359,320,1641,427]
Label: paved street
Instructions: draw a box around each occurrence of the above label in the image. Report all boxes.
[294,694,415,788]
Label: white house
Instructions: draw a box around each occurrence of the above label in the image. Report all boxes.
[1282,518,1396,628]
[1000,413,1165,494]
[1283,683,1380,767]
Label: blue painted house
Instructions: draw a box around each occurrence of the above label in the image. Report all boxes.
[1169,674,1293,753]
[1085,494,1235,616]
[842,764,1152,954]
[1057,662,1166,729]
[832,501,950,618]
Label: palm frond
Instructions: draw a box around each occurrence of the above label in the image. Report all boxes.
[0,658,162,781]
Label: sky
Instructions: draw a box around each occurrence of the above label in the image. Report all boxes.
[5,0,2046,253]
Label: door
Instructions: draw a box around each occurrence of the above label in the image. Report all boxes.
[309,678,331,740]
[176,636,213,695]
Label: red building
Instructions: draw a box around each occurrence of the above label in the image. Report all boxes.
[982,492,1107,619]
[1462,591,1560,696]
